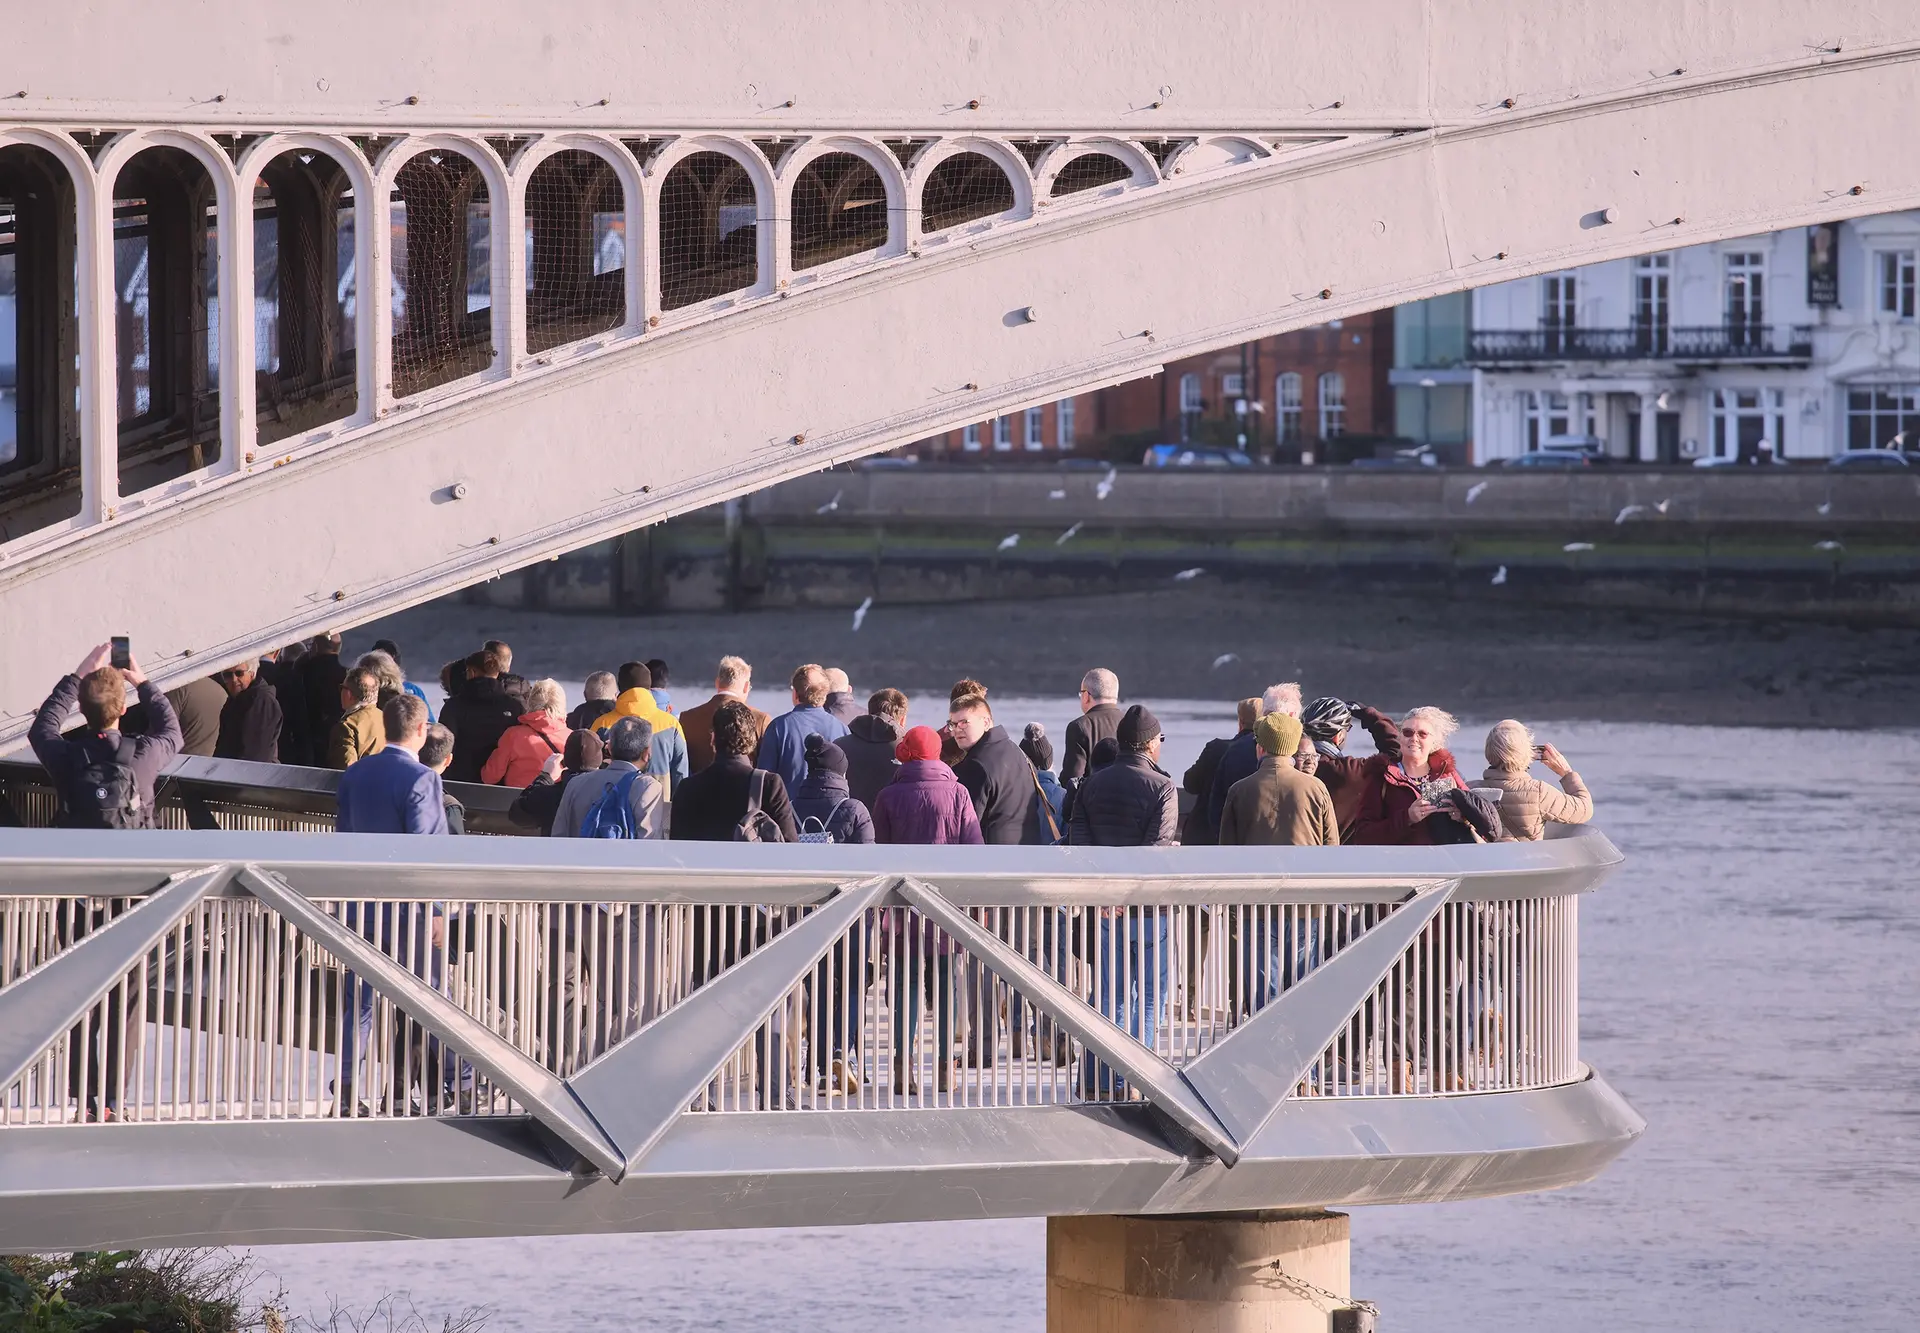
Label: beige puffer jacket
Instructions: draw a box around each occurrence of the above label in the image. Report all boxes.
[1479,766,1593,841]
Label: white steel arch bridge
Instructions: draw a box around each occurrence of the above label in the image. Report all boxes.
[1,5,1919,742]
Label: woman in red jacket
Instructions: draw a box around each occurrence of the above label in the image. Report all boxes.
[480,679,571,787]
[1345,706,1476,846]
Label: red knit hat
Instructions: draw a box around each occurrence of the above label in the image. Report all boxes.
[895,725,942,763]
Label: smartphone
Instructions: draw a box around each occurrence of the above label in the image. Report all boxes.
[110,636,131,670]
[1531,744,1547,761]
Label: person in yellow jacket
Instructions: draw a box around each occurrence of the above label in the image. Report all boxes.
[327,668,386,769]
[590,662,688,793]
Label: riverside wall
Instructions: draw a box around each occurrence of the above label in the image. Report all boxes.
[464,468,1920,625]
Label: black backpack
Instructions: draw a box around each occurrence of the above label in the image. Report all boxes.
[61,735,145,830]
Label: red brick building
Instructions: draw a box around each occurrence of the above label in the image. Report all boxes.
[912,309,1396,463]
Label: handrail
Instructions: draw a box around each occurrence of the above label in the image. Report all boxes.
[0,825,1621,906]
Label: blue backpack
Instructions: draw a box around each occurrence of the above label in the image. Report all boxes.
[579,769,642,839]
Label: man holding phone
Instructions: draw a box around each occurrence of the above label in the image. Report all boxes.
[29,641,182,828]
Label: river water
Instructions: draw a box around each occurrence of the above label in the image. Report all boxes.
[262,698,1920,1331]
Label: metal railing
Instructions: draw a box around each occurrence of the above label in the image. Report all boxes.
[0,828,1609,1139]
[1467,324,1814,362]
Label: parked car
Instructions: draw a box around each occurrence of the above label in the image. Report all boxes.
[1502,451,1589,469]
[1351,445,1439,470]
[1826,449,1911,471]
[1141,444,1254,468]
[1690,455,1743,468]
[855,455,920,470]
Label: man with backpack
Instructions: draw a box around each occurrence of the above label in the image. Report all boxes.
[550,717,666,839]
[30,642,182,829]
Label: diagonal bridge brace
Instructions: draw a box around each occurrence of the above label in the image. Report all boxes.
[1181,878,1457,1149]
[894,875,1243,1165]
[235,864,627,1179]
[0,865,230,1095]
[566,874,893,1180]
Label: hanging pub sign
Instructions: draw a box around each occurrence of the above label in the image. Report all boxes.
[1807,223,1840,306]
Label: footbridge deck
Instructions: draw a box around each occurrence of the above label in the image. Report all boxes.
[0,795,1637,1250]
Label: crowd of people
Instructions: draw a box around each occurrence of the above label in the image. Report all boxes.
[26,637,1597,848]
[23,636,1596,1116]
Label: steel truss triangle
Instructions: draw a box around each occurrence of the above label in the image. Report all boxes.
[0,865,229,1096]
[566,874,893,1180]
[1182,878,1458,1148]
[893,875,1241,1164]
[235,864,626,1179]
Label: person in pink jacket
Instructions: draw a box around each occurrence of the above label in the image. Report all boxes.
[481,679,571,787]
[872,726,981,1095]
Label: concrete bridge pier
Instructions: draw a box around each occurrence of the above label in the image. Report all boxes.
[1047,1211,1359,1332]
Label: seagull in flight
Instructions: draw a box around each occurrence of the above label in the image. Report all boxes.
[1048,488,1067,500]
[1614,504,1646,525]
[1211,652,1240,670]
[1055,521,1084,546]
[1465,481,1489,504]
[1096,466,1118,500]
[851,596,872,632]
[1490,565,1508,585]
[815,489,843,515]
[1814,539,1844,552]
[1654,498,1671,514]
[1816,500,1832,516]
[1563,542,1595,552]
[1172,567,1205,581]
[997,533,1021,551]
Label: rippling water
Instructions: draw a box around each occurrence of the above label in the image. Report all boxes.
[261,703,1920,1331]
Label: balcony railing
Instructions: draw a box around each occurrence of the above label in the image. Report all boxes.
[1468,324,1814,363]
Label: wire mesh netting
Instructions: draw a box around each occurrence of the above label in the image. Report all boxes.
[524,149,627,354]
[111,147,222,494]
[390,151,493,399]
[790,152,891,271]
[0,143,84,542]
[920,152,1018,234]
[658,151,759,311]
[251,151,358,445]
[1050,152,1135,198]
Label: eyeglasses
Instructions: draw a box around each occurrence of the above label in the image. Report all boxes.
[1399,727,1426,739]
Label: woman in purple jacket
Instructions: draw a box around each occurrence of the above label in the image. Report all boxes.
[873,727,981,1094]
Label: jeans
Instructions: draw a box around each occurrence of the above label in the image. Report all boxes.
[1240,911,1322,1009]
[1082,910,1169,1098]
[891,952,952,1090]
[337,902,463,1109]
[809,922,870,1082]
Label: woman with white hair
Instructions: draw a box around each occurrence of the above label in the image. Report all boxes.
[480,678,571,787]
[1479,720,1593,840]
[1347,706,1496,845]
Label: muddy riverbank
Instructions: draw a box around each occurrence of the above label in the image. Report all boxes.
[361,584,1920,729]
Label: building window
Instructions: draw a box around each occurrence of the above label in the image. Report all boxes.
[1221,372,1245,398]
[1317,372,1346,439]
[1178,371,1203,441]
[1056,398,1076,450]
[992,415,1012,451]
[1634,254,1671,354]
[961,422,981,451]
[1024,405,1045,450]
[1523,390,1597,449]
[1877,250,1917,320]
[1275,372,1303,444]
[1846,385,1920,450]
[1710,388,1786,461]
[1541,273,1576,353]
[1725,252,1765,343]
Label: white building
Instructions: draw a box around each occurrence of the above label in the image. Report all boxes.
[1465,211,1920,462]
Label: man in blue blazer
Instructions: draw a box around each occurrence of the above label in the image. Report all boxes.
[334,695,451,1113]
[337,695,447,835]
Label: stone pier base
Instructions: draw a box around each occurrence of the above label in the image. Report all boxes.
[1047,1211,1352,1333]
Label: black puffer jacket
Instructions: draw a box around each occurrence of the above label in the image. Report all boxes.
[1067,751,1179,847]
[953,724,1035,846]
[439,676,519,785]
[834,714,901,810]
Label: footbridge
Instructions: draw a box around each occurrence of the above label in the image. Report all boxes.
[3,5,1920,743]
[0,804,1634,1253]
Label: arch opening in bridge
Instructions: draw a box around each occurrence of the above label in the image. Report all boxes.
[388,148,495,399]
[1047,152,1135,199]
[658,150,761,312]
[790,152,891,272]
[250,149,359,446]
[0,142,83,544]
[110,146,224,497]
[524,148,627,355]
[919,150,1019,235]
